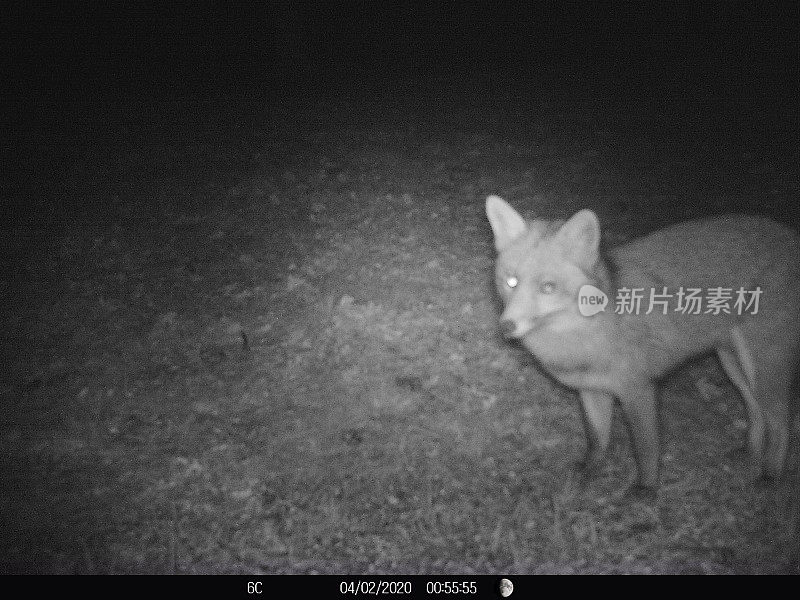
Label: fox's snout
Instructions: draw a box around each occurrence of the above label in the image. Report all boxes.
[500,314,535,338]
[499,318,518,338]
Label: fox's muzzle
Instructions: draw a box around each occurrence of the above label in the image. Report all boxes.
[500,318,520,338]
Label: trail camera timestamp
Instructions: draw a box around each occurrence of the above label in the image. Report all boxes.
[425,581,477,594]
[339,580,413,595]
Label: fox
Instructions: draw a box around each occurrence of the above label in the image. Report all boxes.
[486,194,800,495]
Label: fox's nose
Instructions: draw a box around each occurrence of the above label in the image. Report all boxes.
[499,319,517,338]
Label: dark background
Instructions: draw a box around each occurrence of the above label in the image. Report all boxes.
[4,1,797,103]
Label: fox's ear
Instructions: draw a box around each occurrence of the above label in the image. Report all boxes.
[486,195,527,252]
[556,209,601,265]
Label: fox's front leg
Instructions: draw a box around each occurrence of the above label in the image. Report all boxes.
[617,383,660,492]
[578,390,615,474]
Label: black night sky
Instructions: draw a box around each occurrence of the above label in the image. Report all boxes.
[5,2,798,101]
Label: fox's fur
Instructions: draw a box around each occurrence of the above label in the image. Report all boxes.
[486,195,800,492]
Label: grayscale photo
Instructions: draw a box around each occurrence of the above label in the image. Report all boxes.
[2,1,798,579]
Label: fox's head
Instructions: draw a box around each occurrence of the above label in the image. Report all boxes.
[486,195,604,339]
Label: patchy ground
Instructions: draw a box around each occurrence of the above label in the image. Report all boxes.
[2,94,798,573]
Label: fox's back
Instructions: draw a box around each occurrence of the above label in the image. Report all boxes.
[610,214,800,297]
[606,214,800,376]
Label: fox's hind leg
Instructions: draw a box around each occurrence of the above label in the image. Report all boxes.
[717,346,765,475]
[755,357,792,480]
[742,323,796,480]
[721,325,795,480]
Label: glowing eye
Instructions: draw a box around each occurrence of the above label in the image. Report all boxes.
[506,276,518,289]
[540,281,556,294]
